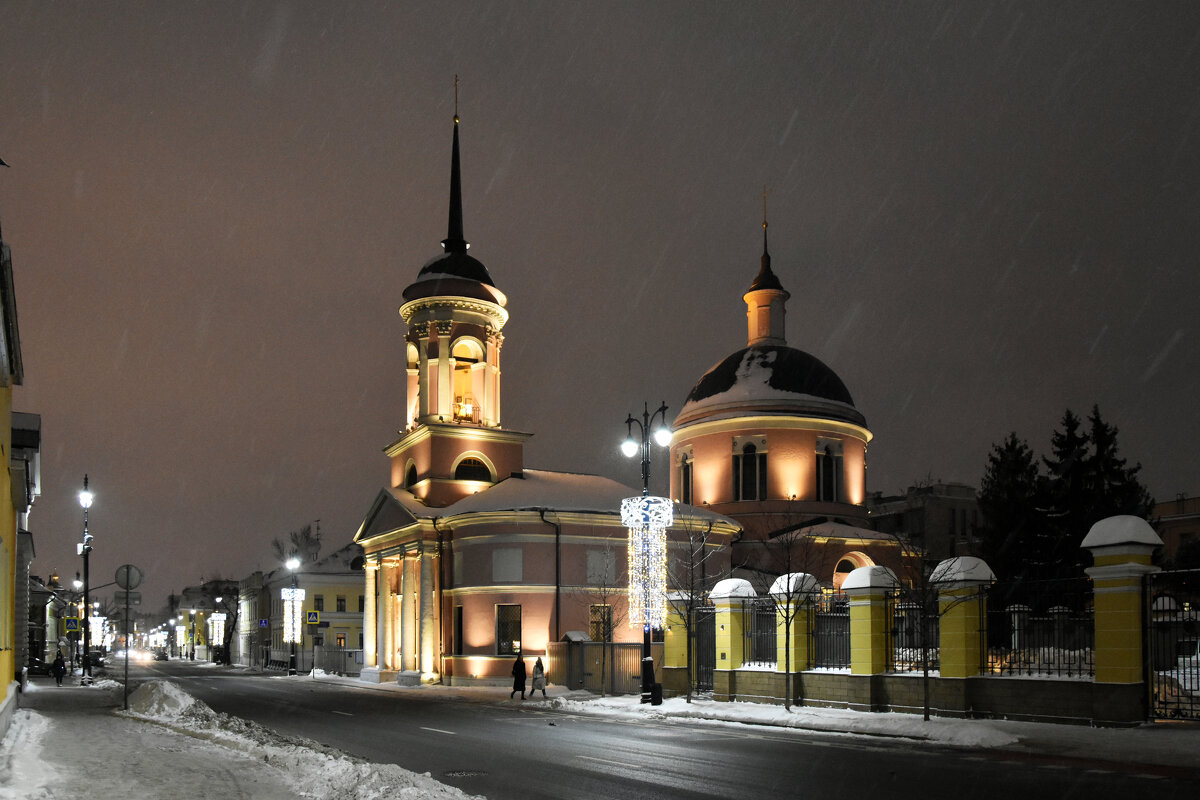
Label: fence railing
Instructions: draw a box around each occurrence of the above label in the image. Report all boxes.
[983,577,1094,678]
[744,598,777,667]
[314,646,364,676]
[812,595,849,669]
[888,596,939,672]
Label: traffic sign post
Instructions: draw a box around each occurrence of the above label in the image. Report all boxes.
[116,564,143,711]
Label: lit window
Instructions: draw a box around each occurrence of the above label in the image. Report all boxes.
[679,454,693,505]
[496,604,522,655]
[454,457,492,482]
[816,442,843,502]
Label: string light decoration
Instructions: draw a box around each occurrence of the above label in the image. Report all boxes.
[282,586,306,643]
[622,496,672,630]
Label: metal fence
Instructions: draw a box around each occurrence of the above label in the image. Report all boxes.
[313,646,364,677]
[744,598,777,667]
[811,594,849,669]
[983,578,1093,678]
[1146,569,1200,719]
[888,595,939,673]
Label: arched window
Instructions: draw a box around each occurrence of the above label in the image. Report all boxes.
[452,339,484,422]
[733,442,767,501]
[816,442,843,502]
[678,452,693,505]
[454,457,492,482]
[405,464,418,489]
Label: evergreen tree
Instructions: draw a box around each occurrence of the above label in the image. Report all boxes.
[978,432,1042,580]
[1040,410,1091,578]
[1084,404,1154,522]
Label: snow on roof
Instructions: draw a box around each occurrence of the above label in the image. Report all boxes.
[388,469,738,526]
[1080,515,1162,549]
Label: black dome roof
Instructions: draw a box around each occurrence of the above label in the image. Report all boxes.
[416,250,495,286]
[686,345,857,407]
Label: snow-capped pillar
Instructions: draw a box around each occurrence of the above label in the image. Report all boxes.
[363,560,378,668]
[931,557,995,679]
[1083,516,1162,685]
[843,566,898,676]
[711,579,755,674]
[771,573,820,676]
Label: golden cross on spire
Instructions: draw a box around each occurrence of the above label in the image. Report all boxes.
[453,74,460,122]
[762,185,770,230]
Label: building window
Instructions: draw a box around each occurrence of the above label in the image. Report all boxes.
[733,442,767,501]
[586,549,617,585]
[816,443,843,502]
[493,548,523,582]
[405,463,418,488]
[336,595,346,613]
[358,595,364,613]
[455,457,492,482]
[679,454,693,505]
[496,604,522,655]
[314,595,325,612]
[453,605,464,655]
[590,604,613,642]
[336,633,346,648]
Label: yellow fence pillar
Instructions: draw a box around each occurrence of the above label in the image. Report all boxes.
[664,598,688,670]
[1083,516,1162,685]
[711,578,755,671]
[931,557,996,679]
[843,566,898,676]
[771,573,820,675]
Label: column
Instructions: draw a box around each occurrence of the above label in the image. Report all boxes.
[843,566,897,676]
[711,579,754,670]
[363,561,378,668]
[931,556,995,679]
[1083,516,1162,684]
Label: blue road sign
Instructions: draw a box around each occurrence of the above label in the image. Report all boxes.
[306,611,319,624]
[259,619,269,628]
[64,618,79,631]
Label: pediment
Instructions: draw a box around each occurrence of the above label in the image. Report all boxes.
[354,489,420,543]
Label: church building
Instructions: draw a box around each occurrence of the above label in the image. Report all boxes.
[669,215,906,593]
[355,110,738,685]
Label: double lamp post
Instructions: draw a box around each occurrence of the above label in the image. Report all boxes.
[77,475,94,684]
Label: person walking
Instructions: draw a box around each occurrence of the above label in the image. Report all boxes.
[51,652,66,687]
[531,656,548,699]
[510,654,527,700]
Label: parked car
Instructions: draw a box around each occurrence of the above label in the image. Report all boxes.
[153,649,168,661]
[86,650,105,670]
[26,657,50,675]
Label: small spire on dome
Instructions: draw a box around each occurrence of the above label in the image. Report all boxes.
[442,75,469,255]
[748,186,784,294]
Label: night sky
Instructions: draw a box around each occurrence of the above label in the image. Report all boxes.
[3,3,1198,610]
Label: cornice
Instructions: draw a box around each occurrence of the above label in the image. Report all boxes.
[673,414,872,444]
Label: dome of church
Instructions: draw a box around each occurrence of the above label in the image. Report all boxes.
[677,344,867,427]
[417,250,495,286]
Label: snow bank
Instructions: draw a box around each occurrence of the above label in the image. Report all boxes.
[122,681,483,800]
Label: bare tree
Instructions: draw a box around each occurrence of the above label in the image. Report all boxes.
[568,542,628,697]
[664,509,724,703]
[271,522,322,565]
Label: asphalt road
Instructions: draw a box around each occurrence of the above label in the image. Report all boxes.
[126,660,1200,800]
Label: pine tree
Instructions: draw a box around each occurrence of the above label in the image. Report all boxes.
[1040,410,1091,578]
[978,432,1042,580]
[1085,404,1154,522]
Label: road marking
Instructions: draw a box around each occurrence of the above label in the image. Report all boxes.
[331,710,353,716]
[420,726,456,735]
[579,754,638,768]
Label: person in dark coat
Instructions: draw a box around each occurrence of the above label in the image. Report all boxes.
[510,654,527,699]
[51,652,67,686]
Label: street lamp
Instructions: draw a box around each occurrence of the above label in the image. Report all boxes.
[77,475,94,684]
[284,557,302,675]
[620,402,671,704]
[189,608,197,660]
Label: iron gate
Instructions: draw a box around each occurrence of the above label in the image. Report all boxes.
[692,606,715,692]
[1146,569,1200,719]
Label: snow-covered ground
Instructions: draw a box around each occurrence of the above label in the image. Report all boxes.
[2,670,1197,800]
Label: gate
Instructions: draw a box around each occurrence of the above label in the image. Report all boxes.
[1146,569,1200,719]
[692,606,715,692]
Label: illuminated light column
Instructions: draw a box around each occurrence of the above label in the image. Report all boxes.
[620,401,672,704]
[623,496,672,631]
[282,555,305,676]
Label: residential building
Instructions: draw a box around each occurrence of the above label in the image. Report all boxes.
[1153,494,1200,565]
[0,220,25,737]
[866,481,980,562]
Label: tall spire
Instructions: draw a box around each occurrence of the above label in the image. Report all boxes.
[441,75,468,255]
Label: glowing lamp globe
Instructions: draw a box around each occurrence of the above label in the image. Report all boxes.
[652,426,672,447]
[620,437,639,458]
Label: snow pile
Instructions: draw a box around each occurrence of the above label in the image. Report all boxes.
[123,681,484,800]
[127,679,197,716]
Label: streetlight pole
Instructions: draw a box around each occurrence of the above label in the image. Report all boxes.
[621,402,672,703]
[77,475,94,684]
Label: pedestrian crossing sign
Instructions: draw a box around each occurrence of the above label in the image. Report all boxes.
[64,618,80,631]
[306,611,319,624]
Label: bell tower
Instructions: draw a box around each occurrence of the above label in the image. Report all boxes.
[387,107,530,507]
